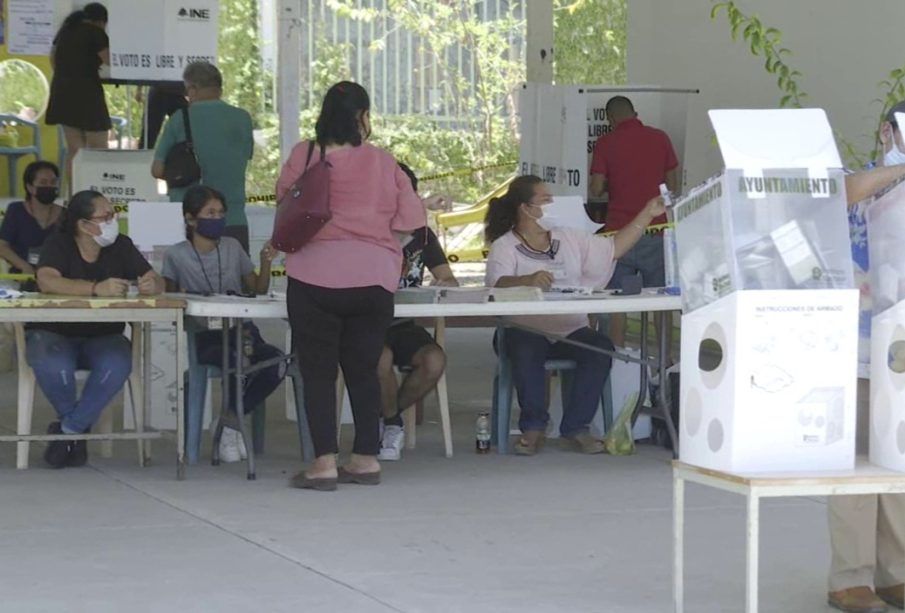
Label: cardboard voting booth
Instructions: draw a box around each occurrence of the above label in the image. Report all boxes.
[866,156,905,472]
[71,149,162,207]
[674,109,858,473]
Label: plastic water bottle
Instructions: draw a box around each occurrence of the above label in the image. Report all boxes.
[663,227,680,295]
[475,412,491,454]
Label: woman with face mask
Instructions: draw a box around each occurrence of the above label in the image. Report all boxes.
[28,190,164,468]
[484,175,665,455]
[161,185,283,463]
[0,161,64,280]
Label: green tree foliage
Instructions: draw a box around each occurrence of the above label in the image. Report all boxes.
[554,0,627,85]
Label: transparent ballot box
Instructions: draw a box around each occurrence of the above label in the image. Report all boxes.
[671,109,854,312]
[866,176,905,316]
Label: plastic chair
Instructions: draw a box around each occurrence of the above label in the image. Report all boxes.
[184,317,312,465]
[14,323,144,469]
[491,326,613,454]
[0,115,41,197]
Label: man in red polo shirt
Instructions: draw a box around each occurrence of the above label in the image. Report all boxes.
[590,95,679,347]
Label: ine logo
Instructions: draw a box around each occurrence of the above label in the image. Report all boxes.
[178,7,210,21]
[102,172,126,182]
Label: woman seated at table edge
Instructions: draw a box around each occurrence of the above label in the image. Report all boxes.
[27,189,162,469]
[0,161,64,278]
[483,174,665,455]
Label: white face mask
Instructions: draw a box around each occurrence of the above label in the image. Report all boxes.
[92,218,119,247]
[886,140,905,167]
[528,203,565,231]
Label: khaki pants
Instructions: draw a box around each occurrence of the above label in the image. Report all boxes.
[828,379,905,591]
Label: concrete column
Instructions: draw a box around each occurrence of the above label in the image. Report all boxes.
[277,0,302,165]
[525,0,554,84]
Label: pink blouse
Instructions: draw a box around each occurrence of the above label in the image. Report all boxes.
[276,141,426,293]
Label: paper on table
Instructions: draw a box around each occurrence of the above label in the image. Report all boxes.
[543,196,604,234]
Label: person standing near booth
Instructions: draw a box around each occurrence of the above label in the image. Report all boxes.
[589,95,679,350]
[827,102,905,613]
[45,3,111,193]
[152,61,254,252]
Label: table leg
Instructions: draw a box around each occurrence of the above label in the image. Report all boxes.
[212,318,229,466]
[746,493,760,613]
[142,322,152,464]
[434,317,453,458]
[176,313,186,480]
[673,471,685,613]
[630,313,650,426]
[234,321,256,481]
[657,311,679,458]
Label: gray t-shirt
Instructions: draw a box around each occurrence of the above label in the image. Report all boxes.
[162,237,254,294]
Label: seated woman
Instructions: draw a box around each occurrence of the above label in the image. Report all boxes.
[161,185,284,463]
[484,175,665,455]
[30,190,164,468]
[0,161,64,284]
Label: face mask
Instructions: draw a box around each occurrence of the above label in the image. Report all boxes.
[34,186,59,205]
[195,217,226,240]
[92,218,119,247]
[528,203,562,231]
[885,141,905,167]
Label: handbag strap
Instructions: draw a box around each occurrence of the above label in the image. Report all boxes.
[304,140,315,169]
[182,107,194,149]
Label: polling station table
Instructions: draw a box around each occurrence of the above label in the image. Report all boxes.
[183,289,682,479]
[672,460,905,613]
[0,295,187,478]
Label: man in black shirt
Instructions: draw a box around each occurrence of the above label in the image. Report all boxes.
[378,165,458,461]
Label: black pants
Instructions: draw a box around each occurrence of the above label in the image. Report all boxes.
[139,86,188,149]
[287,278,394,457]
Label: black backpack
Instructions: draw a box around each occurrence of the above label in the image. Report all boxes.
[163,108,202,188]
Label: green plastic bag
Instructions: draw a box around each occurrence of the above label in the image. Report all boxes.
[604,391,638,456]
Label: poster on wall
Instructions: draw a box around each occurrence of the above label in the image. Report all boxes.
[7,0,56,56]
[105,0,218,83]
[519,83,697,201]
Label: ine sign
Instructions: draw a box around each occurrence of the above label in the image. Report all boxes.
[105,0,219,82]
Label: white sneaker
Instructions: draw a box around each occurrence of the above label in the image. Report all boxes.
[378,425,404,461]
[218,428,242,463]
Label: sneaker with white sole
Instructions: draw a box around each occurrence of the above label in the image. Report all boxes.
[378,425,404,461]
[218,428,242,463]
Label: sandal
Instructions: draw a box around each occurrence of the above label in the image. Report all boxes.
[290,471,338,491]
[513,431,546,456]
[337,467,381,485]
[560,432,606,454]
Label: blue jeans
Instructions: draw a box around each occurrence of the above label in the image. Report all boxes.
[25,330,132,434]
[607,233,665,289]
[503,327,613,437]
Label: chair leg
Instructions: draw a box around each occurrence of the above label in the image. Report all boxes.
[185,364,209,465]
[126,376,146,466]
[97,408,114,458]
[436,372,453,458]
[16,367,36,470]
[602,375,614,434]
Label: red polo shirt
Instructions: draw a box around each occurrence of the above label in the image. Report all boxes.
[590,118,678,231]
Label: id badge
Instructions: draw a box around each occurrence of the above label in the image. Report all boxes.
[27,248,41,266]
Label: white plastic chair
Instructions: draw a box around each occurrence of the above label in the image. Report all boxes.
[14,323,145,469]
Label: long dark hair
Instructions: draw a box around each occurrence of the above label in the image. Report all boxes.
[315,81,370,147]
[57,3,107,36]
[182,185,227,240]
[484,175,543,244]
[22,160,59,194]
[59,190,104,236]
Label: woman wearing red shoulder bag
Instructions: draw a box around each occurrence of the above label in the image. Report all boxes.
[277,82,425,491]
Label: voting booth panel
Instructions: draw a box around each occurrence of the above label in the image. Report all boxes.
[518,83,695,200]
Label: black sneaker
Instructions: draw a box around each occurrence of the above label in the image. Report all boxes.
[67,434,88,467]
[44,422,70,469]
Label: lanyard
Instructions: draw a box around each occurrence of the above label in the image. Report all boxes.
[191,244,222,294]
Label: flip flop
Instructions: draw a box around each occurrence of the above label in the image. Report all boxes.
[337,467,381,485]
[290,471,337,491]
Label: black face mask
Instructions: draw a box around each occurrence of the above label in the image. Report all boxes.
[33,186,59,205]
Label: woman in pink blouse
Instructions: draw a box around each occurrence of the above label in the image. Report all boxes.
[485,175,664,455]
[277,82,426,490]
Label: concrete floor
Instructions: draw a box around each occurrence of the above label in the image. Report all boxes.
[0,327,841,612]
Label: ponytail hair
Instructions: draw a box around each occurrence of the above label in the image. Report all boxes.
[59,190,104,236]
[484,175,543,244]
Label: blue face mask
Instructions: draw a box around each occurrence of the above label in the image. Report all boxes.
[195,217,226,240]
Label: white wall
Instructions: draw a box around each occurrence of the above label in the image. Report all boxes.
[628,0,905,187]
